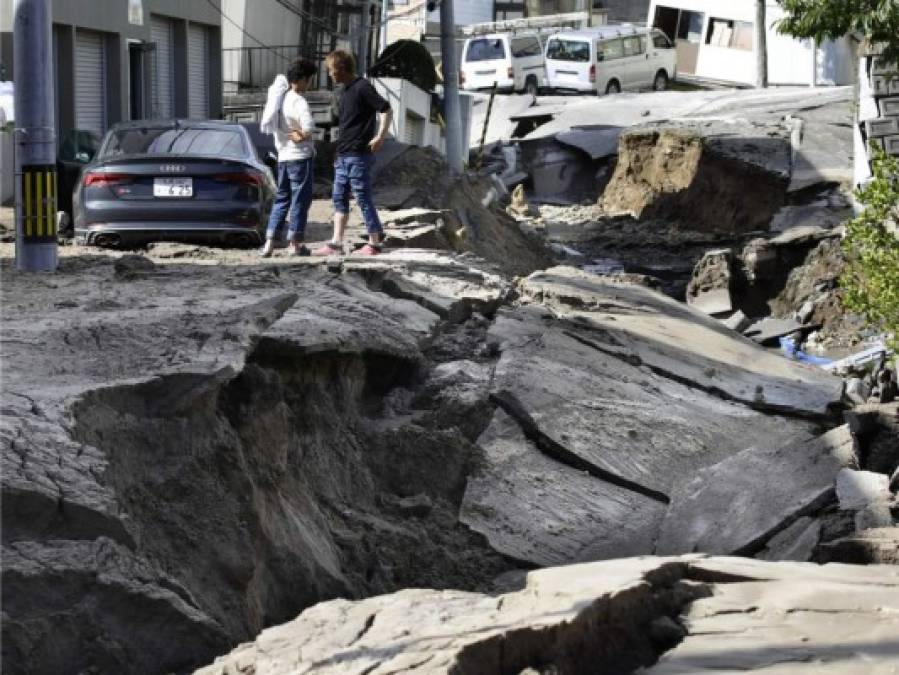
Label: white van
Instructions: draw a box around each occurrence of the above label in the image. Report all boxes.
[544,26,676,95]
[460,32,547,95]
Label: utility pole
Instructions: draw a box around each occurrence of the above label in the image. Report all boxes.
[379,0,389,58]
[14,0,57,272]
[755,0,768,88]
[440,0,464,174]
[359,0,372,73]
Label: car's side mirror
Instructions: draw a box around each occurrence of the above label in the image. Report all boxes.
[75,151,92,163]
[268,151,277,162]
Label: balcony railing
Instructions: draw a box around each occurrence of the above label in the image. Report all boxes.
[223,45,334,94]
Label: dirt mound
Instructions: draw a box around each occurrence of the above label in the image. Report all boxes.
[600,128,790,234]
[374,146,553,276]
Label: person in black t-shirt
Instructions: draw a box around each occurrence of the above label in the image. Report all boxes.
[313,50,393,257]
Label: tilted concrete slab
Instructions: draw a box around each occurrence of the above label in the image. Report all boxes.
[655,425,858,555]
[460,410,666,567]
[196,555,899,675]
[519,266,844,416]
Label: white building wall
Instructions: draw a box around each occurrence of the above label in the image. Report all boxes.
[221,0,302,92]
[372,77,472,157]
[428,0,494,27]
[647,0,855,86]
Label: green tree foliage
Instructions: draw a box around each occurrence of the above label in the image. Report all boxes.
[841,146,899,349]
[777,0,899,65]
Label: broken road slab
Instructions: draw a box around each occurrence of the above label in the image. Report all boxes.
[196,555,899,675]
[519,266,844,416]
[655,425,858,556]
[460,410,666,567]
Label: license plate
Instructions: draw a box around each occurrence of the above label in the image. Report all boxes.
[153,177,193,198]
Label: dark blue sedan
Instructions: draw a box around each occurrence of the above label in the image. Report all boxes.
[74,120,276,247]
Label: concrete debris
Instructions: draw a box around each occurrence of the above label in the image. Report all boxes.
[845,377,874,406]
[506,183,539,218]
[755,517,821,562]
[656,425,858,555]
[769,202,850,233]
[743,316,810,345]
[836,468,893,511]
[685,248,733,315]
[554,125,622,160]
[722,309,751,333]
[196,556,899,675]
[816,527,899,564]
[520,267,843,416]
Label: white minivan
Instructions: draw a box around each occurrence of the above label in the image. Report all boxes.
[544,26,676,95]
[460,32,547,95]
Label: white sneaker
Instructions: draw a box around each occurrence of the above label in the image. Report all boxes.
[259,239,274,258]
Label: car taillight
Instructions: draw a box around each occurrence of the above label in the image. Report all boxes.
[589,64,596,83]
[213,172,263,187]
[83,172,133,187]
[507,66,514,78]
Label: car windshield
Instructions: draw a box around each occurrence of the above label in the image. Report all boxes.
[466,38,506,62]
[100,127,247,159]
[546,39,590,62]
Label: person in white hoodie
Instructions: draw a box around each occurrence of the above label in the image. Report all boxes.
[260,59,317,257]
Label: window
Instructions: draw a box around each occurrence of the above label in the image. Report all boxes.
[676,10,704,43]
[101,127,248,159]
[706,18,753,51]
[622,36,644,57]
[465,38,506,62]
[597,38,623,61]
[652,29,672,49]
[511,36,542,58]
[546,39,590,62]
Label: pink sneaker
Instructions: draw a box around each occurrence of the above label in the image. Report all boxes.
[352,244,382,257]
[312,242,342,256]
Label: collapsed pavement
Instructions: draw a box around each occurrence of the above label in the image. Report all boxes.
[196,555,899,675]
[3,236,895,673]
[4,86,897,675]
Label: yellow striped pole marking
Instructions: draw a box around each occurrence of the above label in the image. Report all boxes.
[52,171,58,236]
[36,170,44,237]
[46,171,54,236]
[24,171,32,238]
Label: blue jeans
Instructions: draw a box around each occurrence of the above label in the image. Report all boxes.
[266,159,314,241]
[332,154,383,235]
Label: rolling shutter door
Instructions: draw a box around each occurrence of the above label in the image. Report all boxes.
[187,24,209,119]
[74,30,106,135]
[151,16,174,118]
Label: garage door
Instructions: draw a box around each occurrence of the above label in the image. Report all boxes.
[75,30,106,135]
[151,16,175,118]
[187,24,209,119]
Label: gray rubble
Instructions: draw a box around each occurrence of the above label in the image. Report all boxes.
[655,426,858,555]
[195,555,899,675]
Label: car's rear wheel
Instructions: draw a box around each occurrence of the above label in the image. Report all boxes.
[524,76,539,97]
[605,79,621,95]
[653,70,669,91]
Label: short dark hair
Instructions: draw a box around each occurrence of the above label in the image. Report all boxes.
[287,58,317,84]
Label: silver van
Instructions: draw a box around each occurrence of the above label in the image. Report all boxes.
[460,32,547,95]
[545,26,676,94]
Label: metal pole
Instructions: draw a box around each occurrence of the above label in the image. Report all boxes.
[13,0,58,272]
[755,0,768,88]
[440,0,464,174]
[379,0,389,57]
[359,0,372,73]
